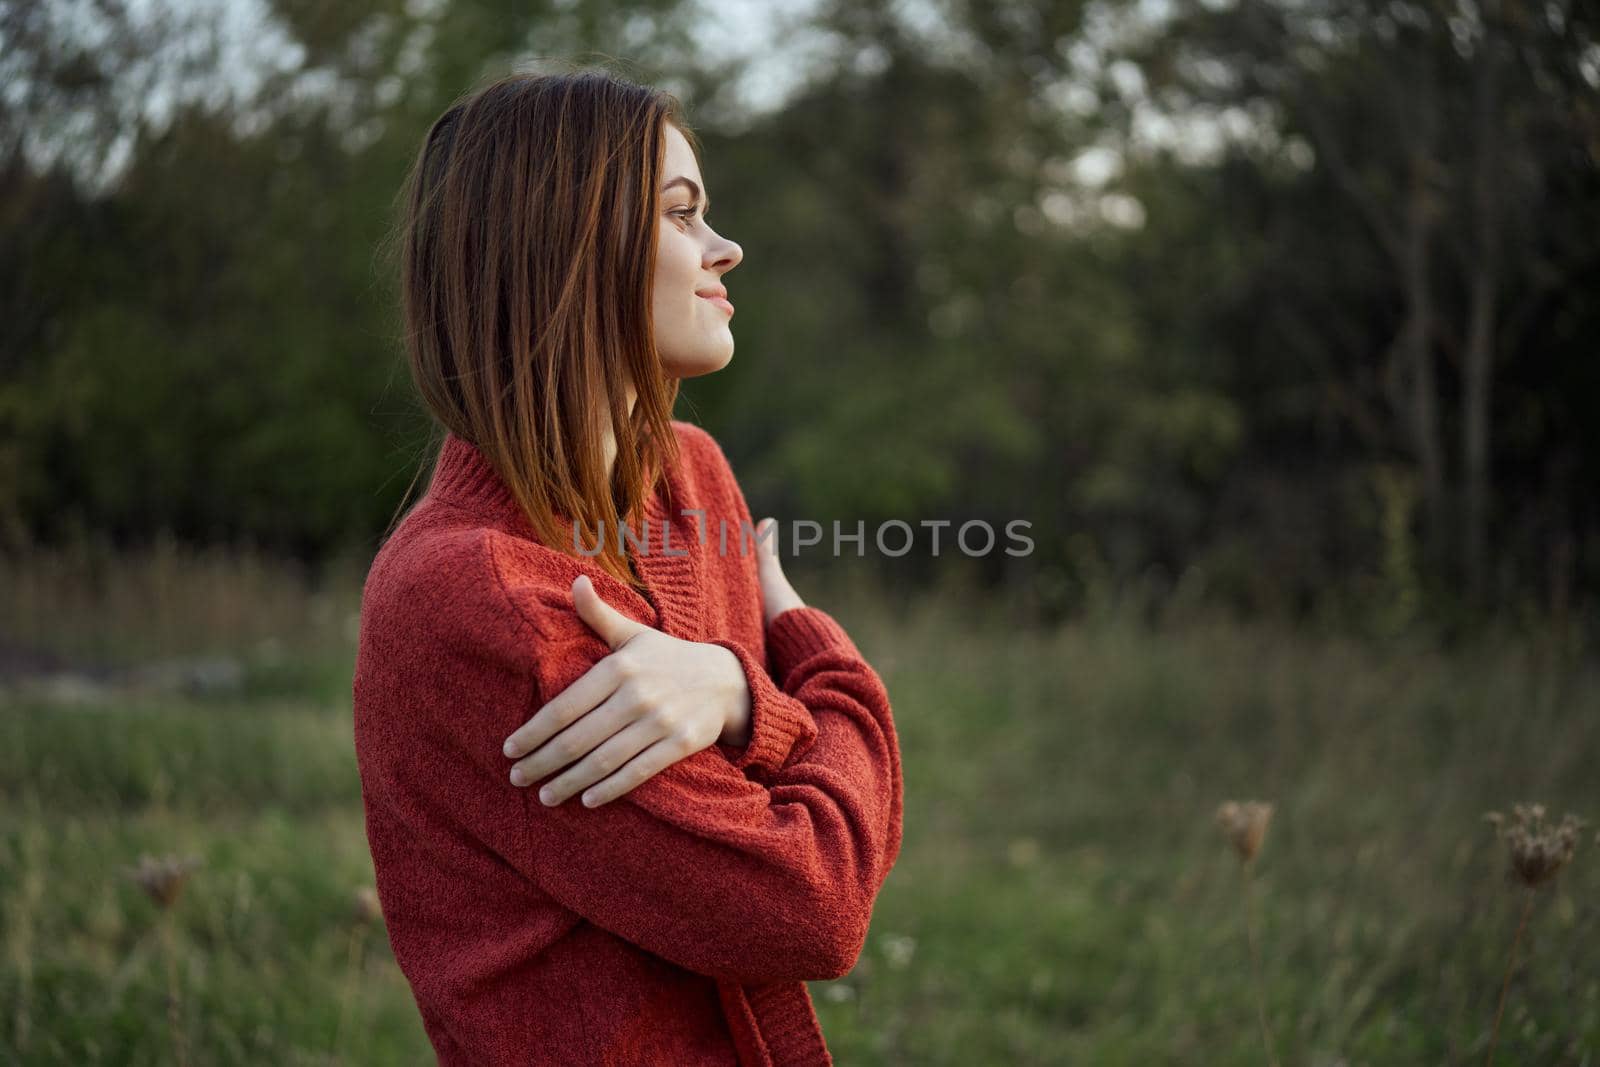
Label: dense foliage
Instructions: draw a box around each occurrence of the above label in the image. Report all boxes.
[2,0,1595,629]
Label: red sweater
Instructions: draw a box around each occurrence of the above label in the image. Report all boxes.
[351,420,904,1065]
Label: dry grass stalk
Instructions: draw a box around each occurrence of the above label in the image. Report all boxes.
[332,885,384,1063]
[1481,804,1587,1067]
[124,853,201,1067]
[1215,801,1280,1067]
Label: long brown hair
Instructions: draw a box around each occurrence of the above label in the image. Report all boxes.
[392,66,692,589]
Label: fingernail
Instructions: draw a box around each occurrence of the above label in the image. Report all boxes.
[581,793,596,808]
[510,768,525,786]
[503,740,518,757]
[540,788,556,805]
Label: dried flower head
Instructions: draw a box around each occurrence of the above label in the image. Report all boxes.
[352,885,383,925]
[1007,837,1041,868]
[1216,801,1274,863]
[1484,803,1586,889]
[127,853,201,909]
[880,933,917,970]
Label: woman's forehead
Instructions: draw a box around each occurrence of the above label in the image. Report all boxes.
[661,125,702,183]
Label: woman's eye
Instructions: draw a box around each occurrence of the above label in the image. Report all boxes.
[672,206,702,222]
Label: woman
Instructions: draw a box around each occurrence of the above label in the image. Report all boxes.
[352,68,904,1066]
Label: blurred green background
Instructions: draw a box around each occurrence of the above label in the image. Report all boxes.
[2,0,1597,1063]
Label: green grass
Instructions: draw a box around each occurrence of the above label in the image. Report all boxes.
[819,610,1600,1064]
[3,550,1598,1064]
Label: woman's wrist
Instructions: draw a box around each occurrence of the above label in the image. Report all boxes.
[711,644,753,747]
[760,585,806,627]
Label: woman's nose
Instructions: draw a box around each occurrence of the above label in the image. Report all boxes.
[707,235,742,272]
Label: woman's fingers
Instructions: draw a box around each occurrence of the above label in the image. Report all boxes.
[752,517,779,560]
[534,721,685,809]
[503,656,622,759]
[504,572,746,803]
[508,690,626,786]
[753,517,806,623]
[502,574,657,763]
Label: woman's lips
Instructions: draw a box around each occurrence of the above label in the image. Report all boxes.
[699,294,734,316]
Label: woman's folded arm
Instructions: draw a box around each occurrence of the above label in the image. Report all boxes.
[373,551,904,985]
[708,609,903,891]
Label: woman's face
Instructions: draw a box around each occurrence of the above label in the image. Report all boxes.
[651,122,743,379]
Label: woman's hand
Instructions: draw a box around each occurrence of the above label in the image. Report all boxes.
[753,517,806,625]
[501,575,752,809]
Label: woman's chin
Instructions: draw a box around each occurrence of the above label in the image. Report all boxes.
[662,345,734,380]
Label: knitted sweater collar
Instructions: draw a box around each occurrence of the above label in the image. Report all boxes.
[426,432,674,530]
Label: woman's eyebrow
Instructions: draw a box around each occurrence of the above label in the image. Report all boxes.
[660,176,710,213]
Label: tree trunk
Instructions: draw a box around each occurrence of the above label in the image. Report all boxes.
[1403,149,1443,540]
[1463,0,1503,601]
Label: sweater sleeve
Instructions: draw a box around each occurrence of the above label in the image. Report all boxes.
[707,634,819,779]
[463,559,902,985]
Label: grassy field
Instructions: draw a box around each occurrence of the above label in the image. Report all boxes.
[2,542,1598,1064]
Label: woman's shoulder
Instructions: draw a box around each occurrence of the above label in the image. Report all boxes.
[359,501,596,653]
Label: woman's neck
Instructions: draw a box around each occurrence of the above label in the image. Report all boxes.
[601,382,641,485]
